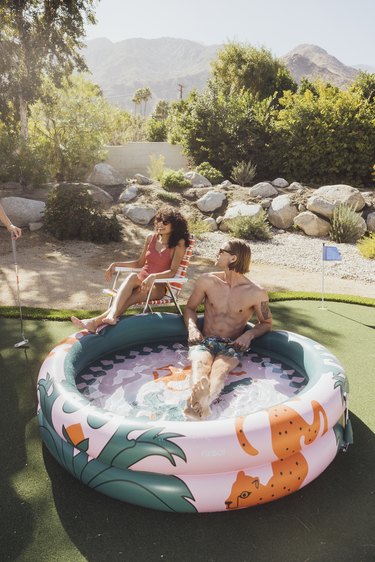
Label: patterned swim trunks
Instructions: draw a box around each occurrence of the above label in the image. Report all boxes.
[189,336,243,361]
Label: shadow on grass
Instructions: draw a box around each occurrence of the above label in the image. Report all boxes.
[42,412,374,562]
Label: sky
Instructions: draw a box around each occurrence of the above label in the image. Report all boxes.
[84,0,375,68]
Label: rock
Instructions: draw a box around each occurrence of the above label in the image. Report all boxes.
[306,195,336,218]
[298,203,306,212]
[366,212,375,232]
[196,191,226,212]
[220,180,233,188]
[267,194,298,229]
[314,184,365,211]
[249,182,278,198]
[202,217,218,231]
[134,173,153,185]
[220,202,263,231]
[184,171,211,187]
[293,211,330,237]
[287,182,305,192]
[123,204,156,225]
[0,197,45,226]
[119,185,138,203]
[87,163,125,186]
[351,215,367,240]
[29,222,43,232]
[85,185,114,209]
[271,177,289,188]
[261,198,272,209]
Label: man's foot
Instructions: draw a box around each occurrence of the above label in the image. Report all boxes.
[184,378,211,420]
[71,316,97,333]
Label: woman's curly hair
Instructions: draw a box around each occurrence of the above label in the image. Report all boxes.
[155,206,190,248]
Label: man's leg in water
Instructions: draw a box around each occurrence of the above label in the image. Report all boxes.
[209,355,240,405]
[184,348,213,420]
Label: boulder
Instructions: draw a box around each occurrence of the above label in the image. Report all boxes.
[134,174,153,186]
[220,202,263,231]
[196,191,226,212]
[85,184,113,209]
[184,171,211,187]
[123,204,156,225]
[0,197,45,227]
[306,195,336,219]
[203,217,218,231]
[118,185,138,203]
[249,182,278,198]
[267,194,298,229]
[87,163,125,186]
[287,182,305,192]
[314,184,365,211]
[220,180,233,188]
[366,211,375,232]
[293,211,330,237]
[271,178,289,188]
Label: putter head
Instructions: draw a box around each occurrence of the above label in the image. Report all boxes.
[14,339,29,349]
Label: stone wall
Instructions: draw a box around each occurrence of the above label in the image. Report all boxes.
[105,142,189,179]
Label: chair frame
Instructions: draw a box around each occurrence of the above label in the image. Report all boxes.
[103,236,195,316]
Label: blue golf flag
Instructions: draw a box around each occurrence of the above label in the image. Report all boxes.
[323,245,342,261]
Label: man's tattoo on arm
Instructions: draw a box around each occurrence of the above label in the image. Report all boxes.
[261,301,271,319]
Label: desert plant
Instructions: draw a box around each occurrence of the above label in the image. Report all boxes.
[228,210,272,241]
[357,233,375,259]
[44,185,122,243]
[188,217,211,239]
[156,191,181,204]
[329,204,365,243]
[231,160,257,186]
[160,169,191,191]
[147,154,166,181]
[194,162,224,185]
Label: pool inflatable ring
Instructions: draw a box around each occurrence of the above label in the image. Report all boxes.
[37,313,351,513]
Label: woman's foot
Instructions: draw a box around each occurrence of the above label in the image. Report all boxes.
[101,313,118,326]
[71,316,98,333]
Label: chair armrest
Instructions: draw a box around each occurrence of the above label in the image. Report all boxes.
[114,267,141,272]
[153,277,189,284]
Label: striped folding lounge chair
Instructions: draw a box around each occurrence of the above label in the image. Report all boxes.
[103,236,195,315]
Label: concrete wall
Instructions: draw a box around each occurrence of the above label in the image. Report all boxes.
[105,142,189,179]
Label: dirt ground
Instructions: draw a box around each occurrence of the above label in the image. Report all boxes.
[1,222,374,312]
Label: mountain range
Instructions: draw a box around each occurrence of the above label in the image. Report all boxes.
[82,38,371,113]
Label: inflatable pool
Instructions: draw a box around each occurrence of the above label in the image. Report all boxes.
[37,313,352,513]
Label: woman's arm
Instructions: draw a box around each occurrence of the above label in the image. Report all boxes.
[104,234,152,281]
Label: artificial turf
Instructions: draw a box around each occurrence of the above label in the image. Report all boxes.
[0,301,374,562]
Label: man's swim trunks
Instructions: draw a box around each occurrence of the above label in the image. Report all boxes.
[189,336,243,361]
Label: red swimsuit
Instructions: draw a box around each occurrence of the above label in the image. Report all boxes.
[137,234,174,281]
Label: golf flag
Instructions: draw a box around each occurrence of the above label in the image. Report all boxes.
[323,245,342,261]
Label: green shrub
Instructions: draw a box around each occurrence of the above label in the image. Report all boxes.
[195,162,224,185]
[329,204,365,243]
[156,191,181,204]
[160,169,191,191]
[231,160,257,186]
[147,154,165,181]
[357,233,375,259]
[146,119,168,142]
[188,217,211,239]
[228,210,272,241]
[44,185,122,243]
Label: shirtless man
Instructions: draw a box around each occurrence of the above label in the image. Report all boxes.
[183,239,272,420]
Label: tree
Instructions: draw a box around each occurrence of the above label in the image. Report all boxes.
[210,42,297,102]
[30,75,116,180]
[0,0,96,139]
[140,87,152,116]
[152,100,170,121]
[132,89,143,116]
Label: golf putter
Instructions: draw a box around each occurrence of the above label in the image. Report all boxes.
[11,235,29,349]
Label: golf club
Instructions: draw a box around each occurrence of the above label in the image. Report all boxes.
[11,235,29,349]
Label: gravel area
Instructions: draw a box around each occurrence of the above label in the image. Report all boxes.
[195,231,374,284]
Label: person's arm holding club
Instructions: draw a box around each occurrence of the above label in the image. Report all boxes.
[0,203,22,239]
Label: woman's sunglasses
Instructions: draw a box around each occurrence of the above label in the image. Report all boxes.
[218,248,234,255]
[156,219,171,225]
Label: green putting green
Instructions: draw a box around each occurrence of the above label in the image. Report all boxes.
[0,300,374,562]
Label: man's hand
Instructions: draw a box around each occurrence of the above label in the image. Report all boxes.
[188,327,204,345]
[233,331,254,352]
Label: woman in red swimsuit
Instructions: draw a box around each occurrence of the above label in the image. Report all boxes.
[71,206,190,332]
